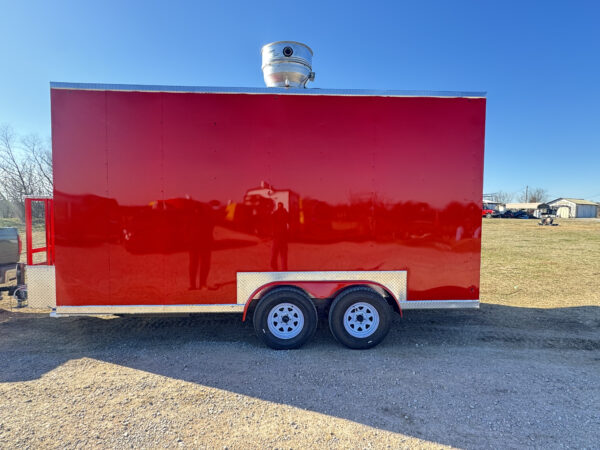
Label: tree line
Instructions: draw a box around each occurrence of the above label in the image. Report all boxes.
[0,124,52,221]
[486,187,549,204]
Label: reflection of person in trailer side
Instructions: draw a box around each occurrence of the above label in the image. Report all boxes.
[271,202,289,271]
[188,202,214,290]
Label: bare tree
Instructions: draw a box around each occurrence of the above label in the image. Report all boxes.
[0,191,19,218]
[0,124,52,221]
[22,133,53,196]
[0,125,34,220]
[490,191,512,203]
[518,186,548,203]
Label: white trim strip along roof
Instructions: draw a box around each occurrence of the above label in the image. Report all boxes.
[50,82,486,99]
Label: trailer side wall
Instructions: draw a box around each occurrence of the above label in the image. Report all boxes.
[51,88,486,307]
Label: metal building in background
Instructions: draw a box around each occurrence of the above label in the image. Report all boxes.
[547,198,599,218]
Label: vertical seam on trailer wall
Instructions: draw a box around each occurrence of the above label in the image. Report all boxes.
[105,91,111,301]
[160,93,166,298]
[371,119,376,242]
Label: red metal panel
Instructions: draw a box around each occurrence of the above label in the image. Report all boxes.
[51,90,111,305]
[51,88,485,307]
[104,91,166,304]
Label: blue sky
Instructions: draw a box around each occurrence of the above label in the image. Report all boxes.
[1,0,599,202]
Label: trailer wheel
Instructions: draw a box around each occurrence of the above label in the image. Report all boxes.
[253,287,318,350]
[328,287,391,349]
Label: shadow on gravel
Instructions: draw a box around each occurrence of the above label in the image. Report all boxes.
[1,303,599,448]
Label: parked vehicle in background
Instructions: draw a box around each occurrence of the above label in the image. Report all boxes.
[493,209,534,219]
[482,207,494,218]
[537,203,559,226]
[513,210,533,219]
[482,202,497,218]
[493,210,515,218]
[0,227,25,297]
[537,203,558,218]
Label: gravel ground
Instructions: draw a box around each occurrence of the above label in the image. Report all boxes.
[1,302,599,449]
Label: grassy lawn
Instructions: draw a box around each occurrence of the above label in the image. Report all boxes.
[481,218,600,308]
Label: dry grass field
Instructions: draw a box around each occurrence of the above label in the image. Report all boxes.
[0,217,47,264]
[481,218,600,308]
[1,218,599,448]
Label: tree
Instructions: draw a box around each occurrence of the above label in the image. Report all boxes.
[518,186,548,203]
[489,191,513,203]
[0,124,52,221]
[22,133,52,196]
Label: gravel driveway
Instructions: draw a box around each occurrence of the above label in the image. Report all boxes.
[1,303,599,449]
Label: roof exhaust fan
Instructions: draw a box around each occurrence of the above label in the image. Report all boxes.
[261,41,315,88]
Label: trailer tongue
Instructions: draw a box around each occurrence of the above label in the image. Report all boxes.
[25,41,486,349]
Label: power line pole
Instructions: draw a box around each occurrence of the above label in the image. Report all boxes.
[525,185,528,203]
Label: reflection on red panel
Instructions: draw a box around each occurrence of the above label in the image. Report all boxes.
[51,88,485,306]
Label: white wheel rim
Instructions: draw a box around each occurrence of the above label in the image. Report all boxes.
[343,302,379,338]
[267,303,305,339]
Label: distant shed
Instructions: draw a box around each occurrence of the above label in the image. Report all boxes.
[547,198,599,218]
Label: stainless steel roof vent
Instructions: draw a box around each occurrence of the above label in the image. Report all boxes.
[261,41,315,88]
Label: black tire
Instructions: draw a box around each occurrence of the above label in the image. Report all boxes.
[253,287,318,350]
[328,287,391,349]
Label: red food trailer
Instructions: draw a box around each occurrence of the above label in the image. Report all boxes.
[25,42,486,349]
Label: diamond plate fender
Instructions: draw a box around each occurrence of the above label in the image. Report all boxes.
[237,271,407,320]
